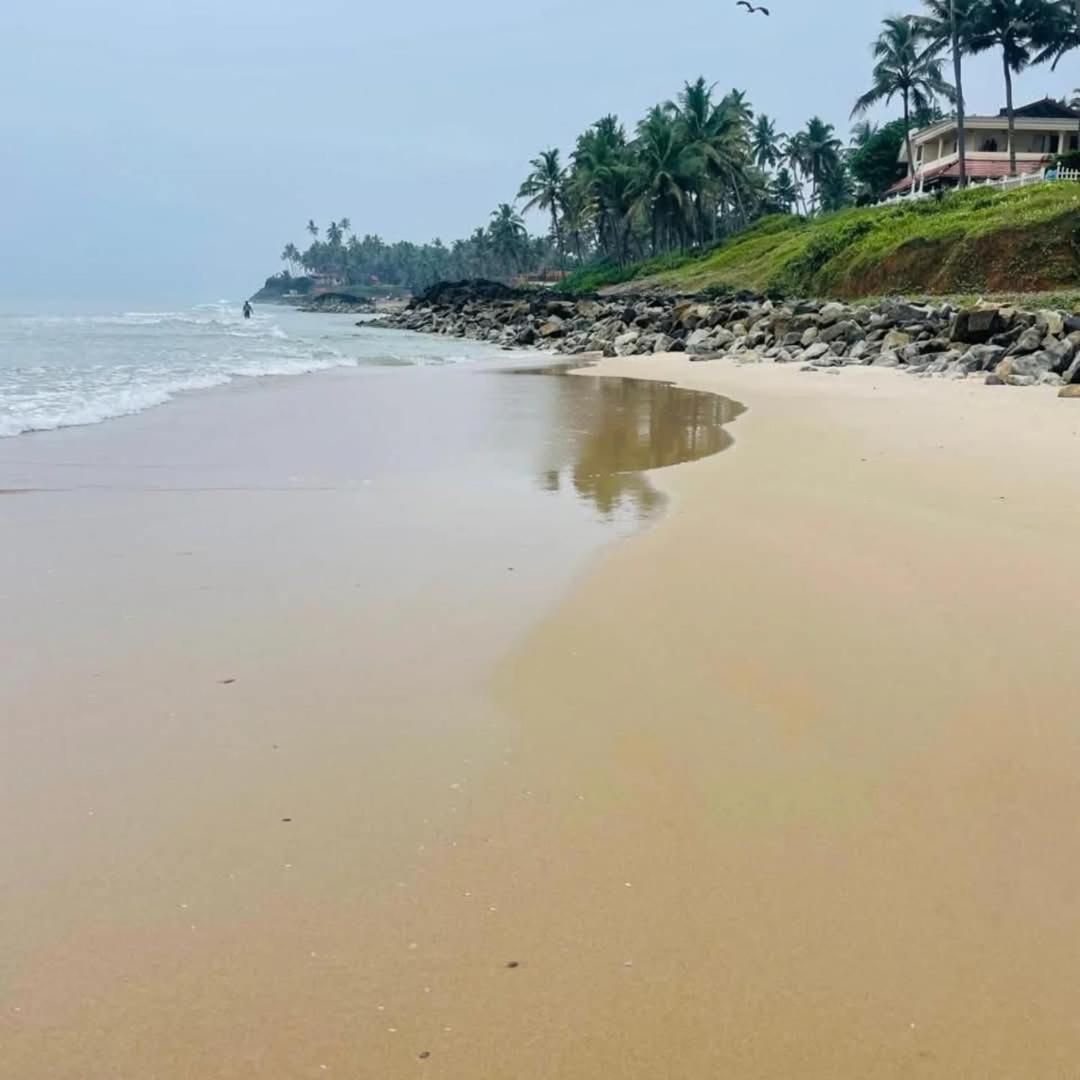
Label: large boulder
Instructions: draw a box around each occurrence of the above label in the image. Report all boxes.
[1036,310,1066,338]
[613,330,641,356]
[962,343,1007,371]
[803,342,831,362]
[950,307,1002,344]
[538,317,565,338]
[996,352,1056,383]
[819,319,862,344]
[817,301,849,326]
[685,328,715,354]
[882,329,913,351]
[1011,326,1045,354]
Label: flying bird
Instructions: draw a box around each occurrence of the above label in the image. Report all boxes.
[736,1,770,12]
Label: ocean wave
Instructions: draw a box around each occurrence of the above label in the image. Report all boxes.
[0,354,360,438]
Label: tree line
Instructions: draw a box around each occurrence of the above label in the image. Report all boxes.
[272,0,1079,291]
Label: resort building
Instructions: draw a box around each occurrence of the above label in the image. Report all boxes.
[891,98,1080,194]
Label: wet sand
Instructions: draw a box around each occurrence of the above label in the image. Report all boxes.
[0,360,740,1078]
[492,356,1080,1077]
[6,350,1080,1076]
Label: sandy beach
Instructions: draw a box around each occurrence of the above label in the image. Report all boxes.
[5,352,1080,1077]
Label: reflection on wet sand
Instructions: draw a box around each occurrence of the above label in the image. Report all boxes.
[529,369,745,519]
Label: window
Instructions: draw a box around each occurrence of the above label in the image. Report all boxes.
[1070,134,1079,152]
[981,137,999,153]
[1044,134,1061,154]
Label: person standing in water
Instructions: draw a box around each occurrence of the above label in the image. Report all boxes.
[243,301,253,319]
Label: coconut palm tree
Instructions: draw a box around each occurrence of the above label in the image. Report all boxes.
[850,119,881,147]
[767,167,801,213]
[633,106,702,253]
[967,0,1062,175]
[751,114,786,170]
[518,149,566,261]
[1034,6,1080,153]
[793,118,844,212]
[306,219,319,240]
[489,204,528,274]
[852,15,954,189]
[280,242,302,275]
[918,0,981,186]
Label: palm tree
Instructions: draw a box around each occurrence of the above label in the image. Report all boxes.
[489,203,528,275]
[792,118,844,212]
[633,106,701,253]
[339,217,351,234]
[850,119,880,147]
[751,114,785,170]
[967,0,1061,175]
[280,242,302,275]
[518,149,566,261]
[306,219,319,240]
[767,167,801,213]
[852,15,954,189]
[1035,7,1080,151]
[918,0,981,186]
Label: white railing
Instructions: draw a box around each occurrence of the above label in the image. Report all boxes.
[877,165,1080,205]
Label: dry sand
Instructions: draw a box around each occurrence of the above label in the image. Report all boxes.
[4,354,1080,1077]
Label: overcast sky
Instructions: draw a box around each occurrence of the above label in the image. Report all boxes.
[1,0,1074,303]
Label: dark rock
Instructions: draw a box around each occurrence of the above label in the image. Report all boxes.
[950,307,1002,344]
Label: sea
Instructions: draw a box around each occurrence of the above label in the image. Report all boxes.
[0,300,500,439]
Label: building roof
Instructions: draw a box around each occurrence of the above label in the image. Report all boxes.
[887,156,1048,194]
[1001,97,1080,120]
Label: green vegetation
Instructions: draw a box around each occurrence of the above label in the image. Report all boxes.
[264,1,1080,295]
[561,183,1080,299]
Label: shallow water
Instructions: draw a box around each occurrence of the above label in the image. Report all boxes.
[0,302,511,438]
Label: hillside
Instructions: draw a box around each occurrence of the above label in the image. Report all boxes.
[562,184,1080,301]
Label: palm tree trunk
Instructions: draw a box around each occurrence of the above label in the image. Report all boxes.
[1003,54,1017,175]
[903,92,915,194]
[951,0,967,188]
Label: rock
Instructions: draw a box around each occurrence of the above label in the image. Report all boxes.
[712,329,736,349]
[538,318,565,338]
[819,319,861,344]
[985,374,1005,385]
[963,344,1007,371]
[890,301,935,325]
[950,307,1001,344]
[800,326,819,347]
[685,328,715,354]
[613,331,640,356]
[1059,385,1080,398]
[1065,315,1080,334]
[997,351,1055,381]
[1044,336,1077,372]
[847,341,872,364]
[882,329,912,351]
[652,334,675,353]
[516,327,537,346]
[817,301,848,326]
[803,342,831,362]
[873,349,900,367]
[1036,310,1066,337]
[1011,326,1045,354]
[1063,352,1080,384]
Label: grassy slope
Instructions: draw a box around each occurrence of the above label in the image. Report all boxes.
[562,184,1080,301]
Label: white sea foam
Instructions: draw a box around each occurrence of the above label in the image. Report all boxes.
[0,301,515,438]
